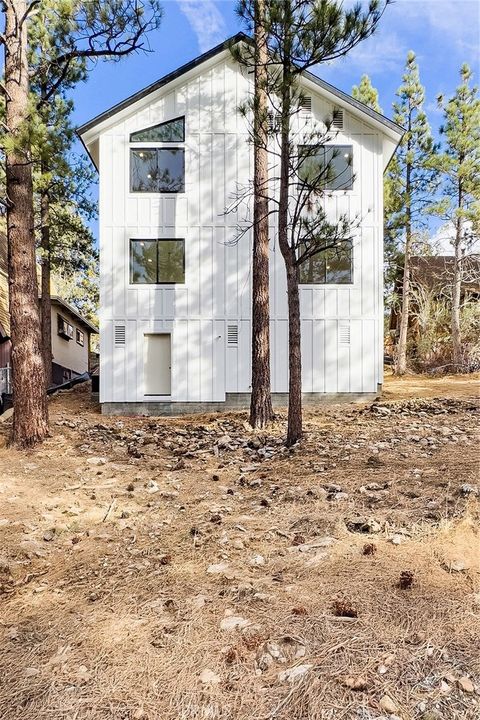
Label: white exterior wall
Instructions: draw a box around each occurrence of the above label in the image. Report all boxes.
[95,56,386,404]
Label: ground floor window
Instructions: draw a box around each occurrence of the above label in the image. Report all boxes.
[299,240,353,284]
[130,239,185,284]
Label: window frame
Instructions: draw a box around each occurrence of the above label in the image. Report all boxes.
[298,143,354,192]
[129,147,185,194]
[57,314,74,340]
[76,329,85,347]
[298,240,354,286]
[130,116,185,143]
[129,238,186,286]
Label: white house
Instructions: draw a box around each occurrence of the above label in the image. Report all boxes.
[78,33,403,414]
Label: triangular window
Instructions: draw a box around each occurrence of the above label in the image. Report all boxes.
[130,116,185,143]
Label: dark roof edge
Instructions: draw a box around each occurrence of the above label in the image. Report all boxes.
[51,296,98,334]
[77,32,248,137]
[78,31,403,141]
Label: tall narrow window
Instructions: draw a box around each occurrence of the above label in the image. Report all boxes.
[130,116,185,142]
[130,239,185,284]
[299,240,353,285]
[130,148,184,193]
[298,144,353,191]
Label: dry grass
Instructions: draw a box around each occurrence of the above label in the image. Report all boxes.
[0,375,479,719]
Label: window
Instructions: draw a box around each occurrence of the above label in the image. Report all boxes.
[76,329,85,347]
[298,144,353,191]
[57,314,74,340]
[130,148,185,193]
[130,239,185,284]
[130,117,185,143]
[299,240,353,284]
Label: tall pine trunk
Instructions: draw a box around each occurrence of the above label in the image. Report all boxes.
[249,0,274,428]
[285,260,302,445]
[4,0,49,446]
[396,163,412,376]
[277,49,302,445]
[40,188,53,388]
[451,211,463,370]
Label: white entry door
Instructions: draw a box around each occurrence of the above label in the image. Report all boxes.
[144,334,171,396]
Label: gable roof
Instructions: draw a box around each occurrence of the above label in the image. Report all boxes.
[78,32,404,147]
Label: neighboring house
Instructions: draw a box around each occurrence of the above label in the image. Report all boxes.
[0,231,98,392]
[78,33,403,414]
[389,254,480,335]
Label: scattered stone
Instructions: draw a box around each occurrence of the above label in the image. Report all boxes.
[379,695,398,714]
[199,668,221,685]
[278,664,312,683]
[390,534,404,545]
[447,559,468,572]
[207,562,229,575]
[220,615,250,632]
[460,483,478,496]
[43,530,55,542]
[347,516,381,534]
[363,543,377,556]
[457,676,475,693]
[249,554,266,567]
[86,457,106,466]
[146,480,159,494]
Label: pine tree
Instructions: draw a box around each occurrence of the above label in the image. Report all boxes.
[235,0,275,429]
[237,0,389,445]
[387,51,437,375]
[1,0,162,446]
[352,74,382,113]
[434,65,480,369]
[3,0,49,447]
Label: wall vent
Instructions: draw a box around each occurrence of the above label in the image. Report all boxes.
[300,96,312,113]
[114,325,126,346]
[339,323,351,345]
[332,108,344,130]
[227,324,239,346]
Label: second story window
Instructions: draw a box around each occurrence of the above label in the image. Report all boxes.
[298,144,353,191]
[130,148,184,193]
[130,239,185,284]
[130,116,185,193]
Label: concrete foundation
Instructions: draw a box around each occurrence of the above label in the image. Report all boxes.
[101,392,379,416]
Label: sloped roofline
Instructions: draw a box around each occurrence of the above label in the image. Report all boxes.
[78,32,404,142]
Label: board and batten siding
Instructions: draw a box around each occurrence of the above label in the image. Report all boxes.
[97,57,384,404]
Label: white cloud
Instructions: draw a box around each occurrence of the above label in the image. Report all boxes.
[431,222,480,255]
[177,0,228,53]
[397,0,480,57]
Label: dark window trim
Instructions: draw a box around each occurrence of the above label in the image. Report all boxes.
[298,143,354,192]
[76,329,85,347]
[130,115,185,143]
[57,313,74,340]
[129,238,186,285]
[298,240,354,286]
[129,147,185,194]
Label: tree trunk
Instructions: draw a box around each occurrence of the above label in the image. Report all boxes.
[249,0,274,428]
[285,260,302,445]
[4,0,49,446]
[451,213,463,370]
[277,47,302,445]
[40,188,53,388]
[395,161,412,376]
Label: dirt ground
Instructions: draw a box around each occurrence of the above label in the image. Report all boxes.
[0,373,479,720]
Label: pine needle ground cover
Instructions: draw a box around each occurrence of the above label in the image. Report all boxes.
[0,375,478,720]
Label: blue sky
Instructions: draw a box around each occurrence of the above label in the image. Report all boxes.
[70,0,479,244]
[73,0,480,130]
